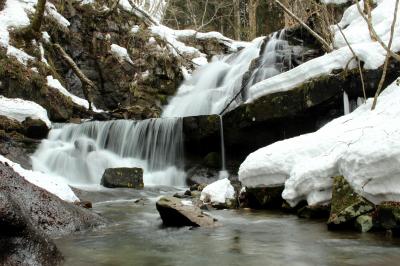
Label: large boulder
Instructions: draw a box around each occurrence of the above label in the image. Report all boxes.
[241,186,284,209]
[328,176,374,228]
[101,167,144,189]
[22,117,50,139]
[156,196,217,227]
[0,161,104,265]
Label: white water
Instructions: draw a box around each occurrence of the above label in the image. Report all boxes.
[32,119,186,187]
[162,31,298,117]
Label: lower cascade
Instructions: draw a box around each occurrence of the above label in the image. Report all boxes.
[32,118,185,187]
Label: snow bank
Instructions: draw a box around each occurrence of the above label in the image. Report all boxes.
[0,155,78,202]
[239,78,400,207]
[200,178,235,204]
[46,76,103,112]
[247,0,400,102]
[0,96,51,127]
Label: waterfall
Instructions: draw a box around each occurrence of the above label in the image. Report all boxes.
[32,119,185,187]
[162,30,301,118]
[218,115,229,179]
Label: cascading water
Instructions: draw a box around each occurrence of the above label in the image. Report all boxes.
[162,30,300,118]
[218,115,228,179]
[32,119,185,187]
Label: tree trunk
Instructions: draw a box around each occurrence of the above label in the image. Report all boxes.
[248,0,259,40]
[233,0,241,40]
[31,0,47,34]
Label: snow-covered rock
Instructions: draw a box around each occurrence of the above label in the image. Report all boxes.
[0,155,78,202]
[246,0,400,102]
[200,178,235,205]
[110,44,134,65]
[239,78,400,207]
[0,96,51,127]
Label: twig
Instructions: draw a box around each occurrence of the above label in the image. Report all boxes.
[371,0,399,110]
[274,0,332,52]
[355,0,400,62]
[336,24,366,100]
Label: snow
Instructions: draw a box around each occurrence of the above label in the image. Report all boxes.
[239,78,400,207]
[0,96,51,127]
[200,178,235,204]
[46,76,103,112]
[0,155,79,202]
[46,2,70,28]
[110,44,134,65]
[321,0,351,4]
[246,0,400,102]
[6,45,34,65]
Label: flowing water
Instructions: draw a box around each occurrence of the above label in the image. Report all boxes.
[162,31,299,117]
[56,187,400,266]
[32,119,185,186]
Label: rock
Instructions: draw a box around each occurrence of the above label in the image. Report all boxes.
[156,196,217,227]
[186,166,219,186]
[243,186,284,209]
[376,202,400,234]
[22,117,50,139]
[101,167,144,189]
[0,162,104,265]
[354,214,374,233]
[297,205,330,219]
[328,176,375,228]
[74,200,93,209]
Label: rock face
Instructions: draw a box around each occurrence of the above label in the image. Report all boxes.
[0,162,105,265]
[328,176,374,228]
[156,196,216,227]
[101,167,144,189]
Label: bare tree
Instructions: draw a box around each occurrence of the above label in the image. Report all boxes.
[248,0,259,40]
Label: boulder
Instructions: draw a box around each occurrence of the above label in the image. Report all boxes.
[22,117,50,139]
[0,162,104,265]
[354,214,374,233]
[242,186,284,209]
[101,167,144,189]
[156,196,217,227]
[376,202,400,234]
[328,176,375,228]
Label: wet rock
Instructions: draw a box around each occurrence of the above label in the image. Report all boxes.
[203,152,222,169]
[156,196,217,227]
[0,162,104,265]
[243,186,284,209]
[186,166,219,186]
[376,202,400,234]
[297,205,330,219]
[101,167,144,189]
[354,214,374,233]
[328,176,375,228]
[74,200,93,209]
[22,117,49,139]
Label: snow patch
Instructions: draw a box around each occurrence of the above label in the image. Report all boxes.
[110,44,134,65]
[0,96,51,127]
[0,155,79,202]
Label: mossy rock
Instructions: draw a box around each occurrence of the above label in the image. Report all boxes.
[376,202,400,231]
[328,176,375,228]
[244,186,284,209]
[101,167,144,189]
[354,214,374,233]
[297,204,330,219]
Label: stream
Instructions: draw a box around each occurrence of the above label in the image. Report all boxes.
[55,186,400,266]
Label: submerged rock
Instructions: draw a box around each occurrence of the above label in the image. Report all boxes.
[328,176,374,228]
[156,196,217,227]
[101,167,144,189]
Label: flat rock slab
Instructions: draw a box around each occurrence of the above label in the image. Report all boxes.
[156,196,217,227]
[328,176,374,227]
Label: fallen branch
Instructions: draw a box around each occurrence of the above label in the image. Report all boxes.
[274,0,332,52]
[371,0,399,110]
[127,0,158,26]
[53,43,94,111]
[336,25,366,100]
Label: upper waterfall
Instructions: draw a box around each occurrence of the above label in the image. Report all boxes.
[32,119,185,187]
[162,31,301,117]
